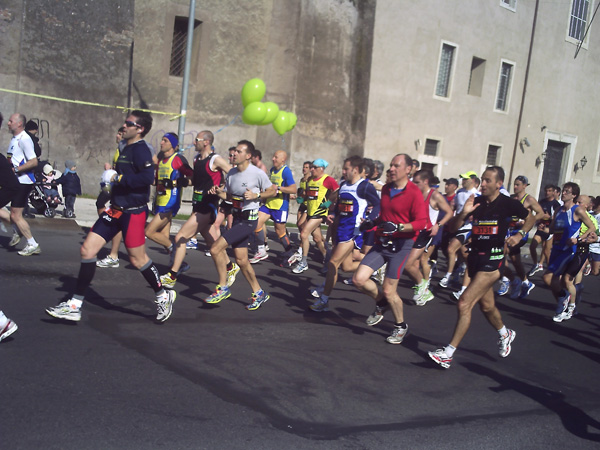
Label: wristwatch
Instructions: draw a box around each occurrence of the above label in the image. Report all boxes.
[518,229,527,236]
[398,223,405,231]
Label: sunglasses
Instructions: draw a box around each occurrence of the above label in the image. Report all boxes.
[195,138,208,143]
[124,120,141,128]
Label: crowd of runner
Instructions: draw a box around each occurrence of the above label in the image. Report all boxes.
[2,110,599,370]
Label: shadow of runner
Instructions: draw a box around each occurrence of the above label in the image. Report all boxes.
[463,362,600,442]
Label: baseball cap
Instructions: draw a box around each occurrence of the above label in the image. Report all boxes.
[515,175,530,185]
[43,164,53,175]
[459,170,478,179]
[312,158,329,168]
[443,177,459,186]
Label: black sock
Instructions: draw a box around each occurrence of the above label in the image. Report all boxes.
[227,261,233,271]
[169,270,178,280]
[140,260,162,293]
[75,260,97,297]
[395,322,407,329]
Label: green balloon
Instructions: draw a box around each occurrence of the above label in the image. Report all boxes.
[272,111,289,135]
[259,102,280,125]
[242,102,268,125]
[241,78,266,107]
[287,112,297,131]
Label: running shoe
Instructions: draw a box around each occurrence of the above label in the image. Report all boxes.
[309,298,329,312]
[292,261,308,274]
[343,278,354,285]
[508,279,523,300]
[412,280,427,301]
[366,305,385,326]
[205,251,211,257]
[386,325,408,344]
[310,284,324,298]
[458,262,466,277]
[428,348,452,369]
[583,263,592,277]
[96,255,119,268]
[205,285,231,304]
[45,301,81,322]
[186,238,198,249]
[249,250,269,264]
[498,329,516,357]
[9,233,21,247]
[553,304,575,322]
[528,263,543,277]
[246,290,270,310]
[452,287,466,301]
[18,243,41,256]
[287,250,302,267]
[226,262,240,287]
[160,273,177,290]
[416,289,434,306]
[0,319,18,342]
[519,280,535,299]
[496,279,510,296]
[374,264,386,285]
[156,290,176,322]
[439,275,450,288]
[179,262,191,274]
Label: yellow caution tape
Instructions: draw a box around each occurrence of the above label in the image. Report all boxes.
[0,87,183,121]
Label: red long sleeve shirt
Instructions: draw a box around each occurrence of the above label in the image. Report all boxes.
[377,181,429,240]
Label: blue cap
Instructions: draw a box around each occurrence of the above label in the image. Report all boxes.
[164,132,179,150]
[312,158,328,168]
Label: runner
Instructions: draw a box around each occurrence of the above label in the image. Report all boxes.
[309,156,380,312]
[205,140,276,310]
[159,130,237,290]
[429,165,535,369]
[291,159,339,274]
[249,150,297,265]
[528,184,561,277]
[46,111,177,323]
[352,153,428,344]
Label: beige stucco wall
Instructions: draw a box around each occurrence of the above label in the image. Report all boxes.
[365,0,600,196]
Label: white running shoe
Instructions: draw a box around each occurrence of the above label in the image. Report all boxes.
[18,243,41,256]
[0,319,18,342]
[249,250,269,264]
[46,301,81,322]
[9,233,21,247]
[96,255,119,268]
[156,290,176,322]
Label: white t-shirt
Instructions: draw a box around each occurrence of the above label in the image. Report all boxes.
[7,130,36,184]
[454,187,479,214]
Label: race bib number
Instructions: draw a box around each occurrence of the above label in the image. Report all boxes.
[339,199,353,216]
[106,208,122,219]
[193,190,204,203]
[157,182,167,196]
[473,225,498,235]
[307,187,319,200]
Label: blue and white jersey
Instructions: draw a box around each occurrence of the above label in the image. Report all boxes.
[337,178,380,242]
[552,205,580,252]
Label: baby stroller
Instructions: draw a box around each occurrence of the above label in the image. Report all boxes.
[29,171,62,218]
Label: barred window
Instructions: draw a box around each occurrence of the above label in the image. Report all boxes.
[170,17,202,77]
[569,0,590,41]
[495,61,514,111]
[487,145,501,166]
[435,43,456,98]
[424,139,439,156]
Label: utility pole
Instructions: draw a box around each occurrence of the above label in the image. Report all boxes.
[177,0,196,146]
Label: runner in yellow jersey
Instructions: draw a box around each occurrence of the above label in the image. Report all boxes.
[249,150,297,266]
[292,159,339,274]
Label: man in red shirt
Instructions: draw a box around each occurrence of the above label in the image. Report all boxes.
[352,153,428,344]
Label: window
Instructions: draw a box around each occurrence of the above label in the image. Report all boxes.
[487,145,501,166]
[170,16,202,77]
[569,0,590,41]
[500,0,517,12]
[435,42,457,98]
[424,139,440,156]
[495,60,514,112]
[468,57,486,97]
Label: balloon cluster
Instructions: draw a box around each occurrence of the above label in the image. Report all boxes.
[241,78,297,136]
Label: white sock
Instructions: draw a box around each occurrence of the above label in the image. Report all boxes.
[445,272,452,278]
[498,325,508,337]
[444,344,456,357]
[69,299,83,309]
[501,276,509,282]
[27,237,38,246]
[258,244,266,253]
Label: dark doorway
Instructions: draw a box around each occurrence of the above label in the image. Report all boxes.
[539,140,568,198]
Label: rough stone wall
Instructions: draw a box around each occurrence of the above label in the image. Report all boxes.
[0,0,134,194]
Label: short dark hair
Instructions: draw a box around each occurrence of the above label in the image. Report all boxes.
[414,169,434,184]
[484,165,505,182]
[363,158,374,178]
[544,184,554,191]
[238,139,255,155]
[251,149,262,160]
[25,120,38,131]
[394,153,413,168]
[303,161,311,166]
[563,181,580,199]
[373,160,384,176]
[412,159,420,168]
[129,110,152,137]
[344,155,364,173]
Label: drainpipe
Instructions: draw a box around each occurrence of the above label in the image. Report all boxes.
[177,0,196,144]
[508,0,540,184]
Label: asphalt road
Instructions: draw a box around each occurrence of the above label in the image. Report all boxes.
[2,218,600,449]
